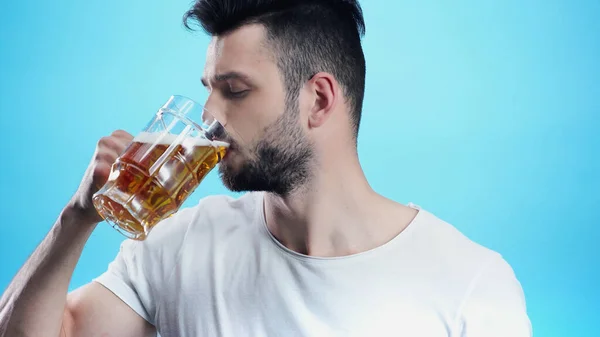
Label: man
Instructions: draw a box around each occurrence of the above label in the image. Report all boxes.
[0,0,532,336]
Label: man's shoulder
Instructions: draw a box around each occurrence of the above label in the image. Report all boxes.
[409,207,508,276]
[406,207,526,317]
[139,192,262,248]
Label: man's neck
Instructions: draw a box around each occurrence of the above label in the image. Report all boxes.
[263,160,418,258]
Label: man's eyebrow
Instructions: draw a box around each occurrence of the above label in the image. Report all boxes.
[201,71,252,87]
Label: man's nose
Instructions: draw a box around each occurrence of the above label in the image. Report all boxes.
[202,96,227,126]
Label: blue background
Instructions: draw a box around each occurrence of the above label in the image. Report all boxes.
[1,1,598,335]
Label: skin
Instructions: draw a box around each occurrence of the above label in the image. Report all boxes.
[0,23,417,336]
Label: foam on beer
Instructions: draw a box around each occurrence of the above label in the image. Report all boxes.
[133,132,229,148]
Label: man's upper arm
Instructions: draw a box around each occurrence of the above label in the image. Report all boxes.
[63,282,156,337]
[69,203,201,337]
[457,255,533,337]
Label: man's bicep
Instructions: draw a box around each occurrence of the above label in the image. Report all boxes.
[458,255,533,337]
[64,282,156,337]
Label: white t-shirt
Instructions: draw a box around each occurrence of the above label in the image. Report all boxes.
[95,192,532,337]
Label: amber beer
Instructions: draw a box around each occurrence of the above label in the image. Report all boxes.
[92,131,228,240]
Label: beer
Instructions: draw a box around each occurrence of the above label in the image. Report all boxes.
[92,131,228,240]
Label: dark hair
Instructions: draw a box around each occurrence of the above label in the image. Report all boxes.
[183,0,366,140]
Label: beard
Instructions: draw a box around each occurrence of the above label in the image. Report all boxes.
[218,102,314,196]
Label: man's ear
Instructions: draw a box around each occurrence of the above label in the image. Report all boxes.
[307,72,338,128]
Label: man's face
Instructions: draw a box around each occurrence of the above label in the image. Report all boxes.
[202,24,313,195]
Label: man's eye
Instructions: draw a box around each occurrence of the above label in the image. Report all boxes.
[225,89,249,99]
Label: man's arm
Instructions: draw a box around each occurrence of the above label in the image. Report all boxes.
[0,130,154,337]
[456,254,533,337]
[64,282,155,337]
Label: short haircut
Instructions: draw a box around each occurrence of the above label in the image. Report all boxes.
[183,0,367,139]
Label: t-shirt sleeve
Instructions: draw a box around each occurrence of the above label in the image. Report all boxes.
[93,205,199,325]
[457,254,533,337]
[94,239,153,323]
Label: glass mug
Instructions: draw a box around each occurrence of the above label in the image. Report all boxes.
[92,95,229,240]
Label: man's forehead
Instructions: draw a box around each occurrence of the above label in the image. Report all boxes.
[203,24,274,78]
